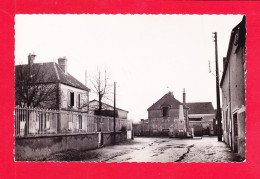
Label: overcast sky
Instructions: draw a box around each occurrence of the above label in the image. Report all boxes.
[15,14,243,122]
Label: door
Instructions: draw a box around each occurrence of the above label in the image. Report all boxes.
[233,113,238,153]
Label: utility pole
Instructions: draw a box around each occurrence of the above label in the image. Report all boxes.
[113,81,116,145]
[213,32,222,141]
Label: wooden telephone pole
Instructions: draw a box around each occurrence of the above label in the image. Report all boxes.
[213,32,222,141]
[113,81,116,145]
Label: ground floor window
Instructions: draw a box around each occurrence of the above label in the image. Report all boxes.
[78,115,82,129]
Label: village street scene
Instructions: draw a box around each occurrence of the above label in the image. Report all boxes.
[14,15,246,162]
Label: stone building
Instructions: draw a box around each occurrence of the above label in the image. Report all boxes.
[186,102,216,136]
[144,90,216,137]
[15,54,90,133]
[147,92,189,136]
[220,16,246,160]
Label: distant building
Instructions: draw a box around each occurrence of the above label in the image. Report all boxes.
[220,16,246,160]
[186,102,216,136]
[139,90,216,137]
[133,119,149,136]
[89,99,128,119]
[147,92,189,136]
[89,99,129,133]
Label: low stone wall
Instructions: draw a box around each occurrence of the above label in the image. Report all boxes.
[102,132,112,146]
[15,131,128,161]
[102,131,127,146]
[113,131,127,143]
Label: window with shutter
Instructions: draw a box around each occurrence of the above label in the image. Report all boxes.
[78,115,82,129]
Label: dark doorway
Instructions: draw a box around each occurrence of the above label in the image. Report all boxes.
[233,113,238,153]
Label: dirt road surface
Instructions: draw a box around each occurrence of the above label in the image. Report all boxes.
[45,136,237,162]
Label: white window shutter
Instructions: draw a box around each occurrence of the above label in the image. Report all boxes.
[67,91,70,107]
[76,120,79,129]
[68,114,72,130]
[76,93,78,108]
[78,94,81,108]
[82,116,85,130]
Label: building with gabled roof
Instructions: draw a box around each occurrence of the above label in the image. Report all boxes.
[16,62,89,91]
[15,54,90,133]
[147,91,189,136]
[15,54,90,111]
[148,92,189,111]
[143,89,216,137]
[186,102,216,136]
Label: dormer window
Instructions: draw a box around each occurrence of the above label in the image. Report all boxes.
[162,107,169,117]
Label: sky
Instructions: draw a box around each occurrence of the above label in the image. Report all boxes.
[15,14,244,122]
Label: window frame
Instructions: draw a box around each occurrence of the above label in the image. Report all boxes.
[77,93,81,108]
[162,107,169,117]
[68,91,75,107]
[78,115,82,130]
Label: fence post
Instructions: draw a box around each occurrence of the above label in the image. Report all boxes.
[26,107,29,136]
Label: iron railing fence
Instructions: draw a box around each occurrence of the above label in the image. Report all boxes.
[15,106,131,137]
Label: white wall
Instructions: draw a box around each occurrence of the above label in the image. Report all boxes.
[60,83,89,112]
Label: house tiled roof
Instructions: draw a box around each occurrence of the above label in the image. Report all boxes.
[186,102,215,114]
[54,63,90,91]
[15,62,90,91]
[148,92,189,111]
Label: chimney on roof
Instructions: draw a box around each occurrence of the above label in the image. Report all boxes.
[168,91,174,98]
[28,53,36,66]
[58,57,68,74]
[183,88,186,105]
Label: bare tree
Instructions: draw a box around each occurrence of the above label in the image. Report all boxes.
[15,64,58,109]
[90,68,112,115]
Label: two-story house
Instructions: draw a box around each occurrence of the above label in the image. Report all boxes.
[15,54,90,133]
[220,16,246,160]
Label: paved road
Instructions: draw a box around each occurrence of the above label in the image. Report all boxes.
[46,136,237,162]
